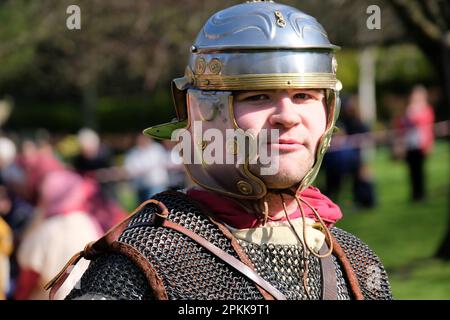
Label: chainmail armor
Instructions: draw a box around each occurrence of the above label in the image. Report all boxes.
[66,253,153,300]
[66,191,392,300]
[331,227,393,300]
[334,254,351,300]
[236,240,351,300]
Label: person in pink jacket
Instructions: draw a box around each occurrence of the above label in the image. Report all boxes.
[396,85,435,201]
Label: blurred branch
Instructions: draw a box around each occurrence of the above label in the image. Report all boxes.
[390,0,450,47]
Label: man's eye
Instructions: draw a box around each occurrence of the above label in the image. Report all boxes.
[241,94,269,102]
[294,93,313,100]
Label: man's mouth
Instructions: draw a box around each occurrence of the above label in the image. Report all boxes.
[269,138,305,151]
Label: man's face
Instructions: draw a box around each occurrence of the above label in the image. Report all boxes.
[233,89,327,189]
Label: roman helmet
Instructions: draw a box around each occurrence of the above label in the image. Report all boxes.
[144,0,342,204]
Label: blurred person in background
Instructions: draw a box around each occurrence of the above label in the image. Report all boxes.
[0,137,17,182]
[0,181,33,300]
[124,134,170,203]
[322,126,353,200]
[14,170,102,300]
[72,128,127,231]
[0,184,13,300]
[393,85,435,201]
[25,133,125,233]
[162,139,187,191]
[0,206,12,300]
[323,95,376,208]
[15,134,125,233]
[72,128,112,178]
[14,138,64,204]
[340,95,375,208]
[0,137,35,298]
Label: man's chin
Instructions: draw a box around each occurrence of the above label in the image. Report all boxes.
[265,181,298,190]
[250,167,305,189]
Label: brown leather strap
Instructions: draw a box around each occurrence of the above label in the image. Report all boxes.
[161,219,287,300]
[176,191,278,301]
[45,199,166,300]
[47,251,83,300]
[82,199,169,259]
[319,241,337,300]
[209,220,276,300]
[329,234,365,300]
[110,241,168,300]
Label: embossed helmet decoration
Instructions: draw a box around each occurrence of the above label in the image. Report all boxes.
[144,0,342,200]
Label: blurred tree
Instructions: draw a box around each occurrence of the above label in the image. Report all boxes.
[0,1,39,84]
[25,0,218,129]
[46,0,247,129]
[0,0,243,130]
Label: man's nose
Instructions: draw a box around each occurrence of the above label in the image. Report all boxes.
[269,97,302,128]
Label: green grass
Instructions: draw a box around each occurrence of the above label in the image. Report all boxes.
[333,140,450,299]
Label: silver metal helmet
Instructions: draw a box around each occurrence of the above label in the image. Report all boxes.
[144,0,342,200]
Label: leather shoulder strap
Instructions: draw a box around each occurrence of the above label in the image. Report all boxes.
[319,241,338,300]
[163,191,284,300]
[109,240,168,299]
[151,191,287,300]
[45,199,167,300]
[329,234,364,300]
[159,218,286,300]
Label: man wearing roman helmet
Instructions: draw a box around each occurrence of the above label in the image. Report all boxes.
[48,0,392,300]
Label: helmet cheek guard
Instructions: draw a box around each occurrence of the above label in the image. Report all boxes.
[144,1,342,199]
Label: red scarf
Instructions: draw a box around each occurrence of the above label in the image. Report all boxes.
[186,186,342,230]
